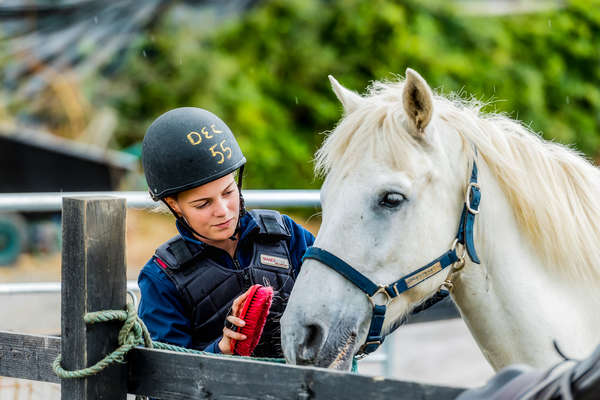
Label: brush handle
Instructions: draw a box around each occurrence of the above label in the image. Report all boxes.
[224,319,238,332]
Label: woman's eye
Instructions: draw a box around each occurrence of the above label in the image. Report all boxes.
[379,192,406,208]
[195,202,208,209]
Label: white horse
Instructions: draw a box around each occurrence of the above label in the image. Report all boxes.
[281,69,600,373]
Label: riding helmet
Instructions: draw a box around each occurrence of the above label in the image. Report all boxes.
[142,107,246,200]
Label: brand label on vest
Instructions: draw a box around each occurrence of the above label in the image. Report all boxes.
[260,254,290,269]
[405,262,442,288]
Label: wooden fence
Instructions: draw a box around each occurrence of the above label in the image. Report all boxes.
[0,197,466,399]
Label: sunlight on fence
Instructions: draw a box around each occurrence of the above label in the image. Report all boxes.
[0,378,59,400]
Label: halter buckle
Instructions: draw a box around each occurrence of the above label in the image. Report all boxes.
[465,182,481,214]
[368,286,392,307]
[356,339,383,359]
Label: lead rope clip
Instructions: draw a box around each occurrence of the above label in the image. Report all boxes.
[440,279,454,292]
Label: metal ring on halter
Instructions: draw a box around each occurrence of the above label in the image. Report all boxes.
[465,182,481,215]
[451,239,467,272]
[368,286,392,307]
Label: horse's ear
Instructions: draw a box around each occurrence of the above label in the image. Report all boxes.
[402,68,434,136]
[329,75,363,114]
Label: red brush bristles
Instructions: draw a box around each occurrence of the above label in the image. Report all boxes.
[231,284,274,356]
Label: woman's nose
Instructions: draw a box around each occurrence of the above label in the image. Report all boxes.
[212,197,228,216]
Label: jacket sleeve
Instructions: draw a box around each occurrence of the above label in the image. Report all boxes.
[203,337,223,354]
[137,258,194,348]
[282,215,316,276]
[138,258,226,354]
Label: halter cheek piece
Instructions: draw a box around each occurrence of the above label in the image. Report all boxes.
[302,158,481,357]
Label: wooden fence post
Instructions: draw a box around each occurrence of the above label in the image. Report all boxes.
[61,197,127,399]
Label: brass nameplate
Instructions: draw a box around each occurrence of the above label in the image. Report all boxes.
[405,262,442,288]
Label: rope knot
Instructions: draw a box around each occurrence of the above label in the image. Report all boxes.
[53,302,153,379]
[53,302,292,382]
[117,303,154,351]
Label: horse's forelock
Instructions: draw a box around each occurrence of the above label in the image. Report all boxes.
[315,83,421,179]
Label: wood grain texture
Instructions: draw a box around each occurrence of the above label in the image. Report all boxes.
[127,347,466,400]
[0,332,466,399]
[61,196,127,400]
[0,331,60,384]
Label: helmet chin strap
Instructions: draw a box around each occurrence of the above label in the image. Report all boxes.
[229,165,246,241]
[161,199,214,242]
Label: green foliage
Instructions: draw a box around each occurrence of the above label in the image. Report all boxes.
[110,0,600,189]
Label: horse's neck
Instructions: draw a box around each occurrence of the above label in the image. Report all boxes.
[451,158,600,371]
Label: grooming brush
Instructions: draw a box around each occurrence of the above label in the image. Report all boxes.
[231,284,274,356]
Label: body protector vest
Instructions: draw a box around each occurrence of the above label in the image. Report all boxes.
[155,210,295,357]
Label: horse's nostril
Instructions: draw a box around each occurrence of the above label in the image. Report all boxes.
[305,324,323,349]
[297,324,324,364]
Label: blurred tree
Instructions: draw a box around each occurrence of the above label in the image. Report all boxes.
[109,0,600,189]
[1,0,598,189]
[0,0,257,140]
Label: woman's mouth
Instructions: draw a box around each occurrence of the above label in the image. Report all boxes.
[214,218,233,229]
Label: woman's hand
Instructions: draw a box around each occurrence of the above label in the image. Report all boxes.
[218,288,251,354]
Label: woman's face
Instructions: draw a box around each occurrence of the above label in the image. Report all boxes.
[165,173,240,242]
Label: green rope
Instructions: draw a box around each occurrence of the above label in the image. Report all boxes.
[53,303,357,379]
[149,341,281,362]
[53,303,154,379]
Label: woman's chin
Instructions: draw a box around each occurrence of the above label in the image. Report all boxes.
[210,226,236,241]
[213,232,234,241]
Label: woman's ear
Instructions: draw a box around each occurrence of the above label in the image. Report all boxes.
[164,196,182,217]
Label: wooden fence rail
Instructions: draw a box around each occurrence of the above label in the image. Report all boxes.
[0,331,464,399]
[0,196,466,399]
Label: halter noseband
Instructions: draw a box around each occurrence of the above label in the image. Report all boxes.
[302,159,481,357]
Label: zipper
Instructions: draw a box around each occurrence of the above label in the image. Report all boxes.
[235,256,254,288]
[231,253,252,288]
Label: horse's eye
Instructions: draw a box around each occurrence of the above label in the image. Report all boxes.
[379,192,406,208]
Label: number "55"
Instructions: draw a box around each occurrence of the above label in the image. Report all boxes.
[209,140,232,164]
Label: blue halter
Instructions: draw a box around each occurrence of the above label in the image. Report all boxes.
[302,159,481,356]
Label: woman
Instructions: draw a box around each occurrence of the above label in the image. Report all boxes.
[138,107,314,356]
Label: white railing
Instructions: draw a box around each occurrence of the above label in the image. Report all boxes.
[0,190,321,212]
[0,281,138,294]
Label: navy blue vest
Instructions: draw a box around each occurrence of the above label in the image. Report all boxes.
[155,210,295,357]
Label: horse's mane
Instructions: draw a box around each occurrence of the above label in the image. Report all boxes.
[316,77,600,282]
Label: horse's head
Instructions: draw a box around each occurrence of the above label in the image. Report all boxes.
[281,69,475,369]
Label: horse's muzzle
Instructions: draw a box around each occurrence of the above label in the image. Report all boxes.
[281,258,368,370]
[281,309,358,370]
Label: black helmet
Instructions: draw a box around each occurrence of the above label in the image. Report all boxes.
[142,107,246,200]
